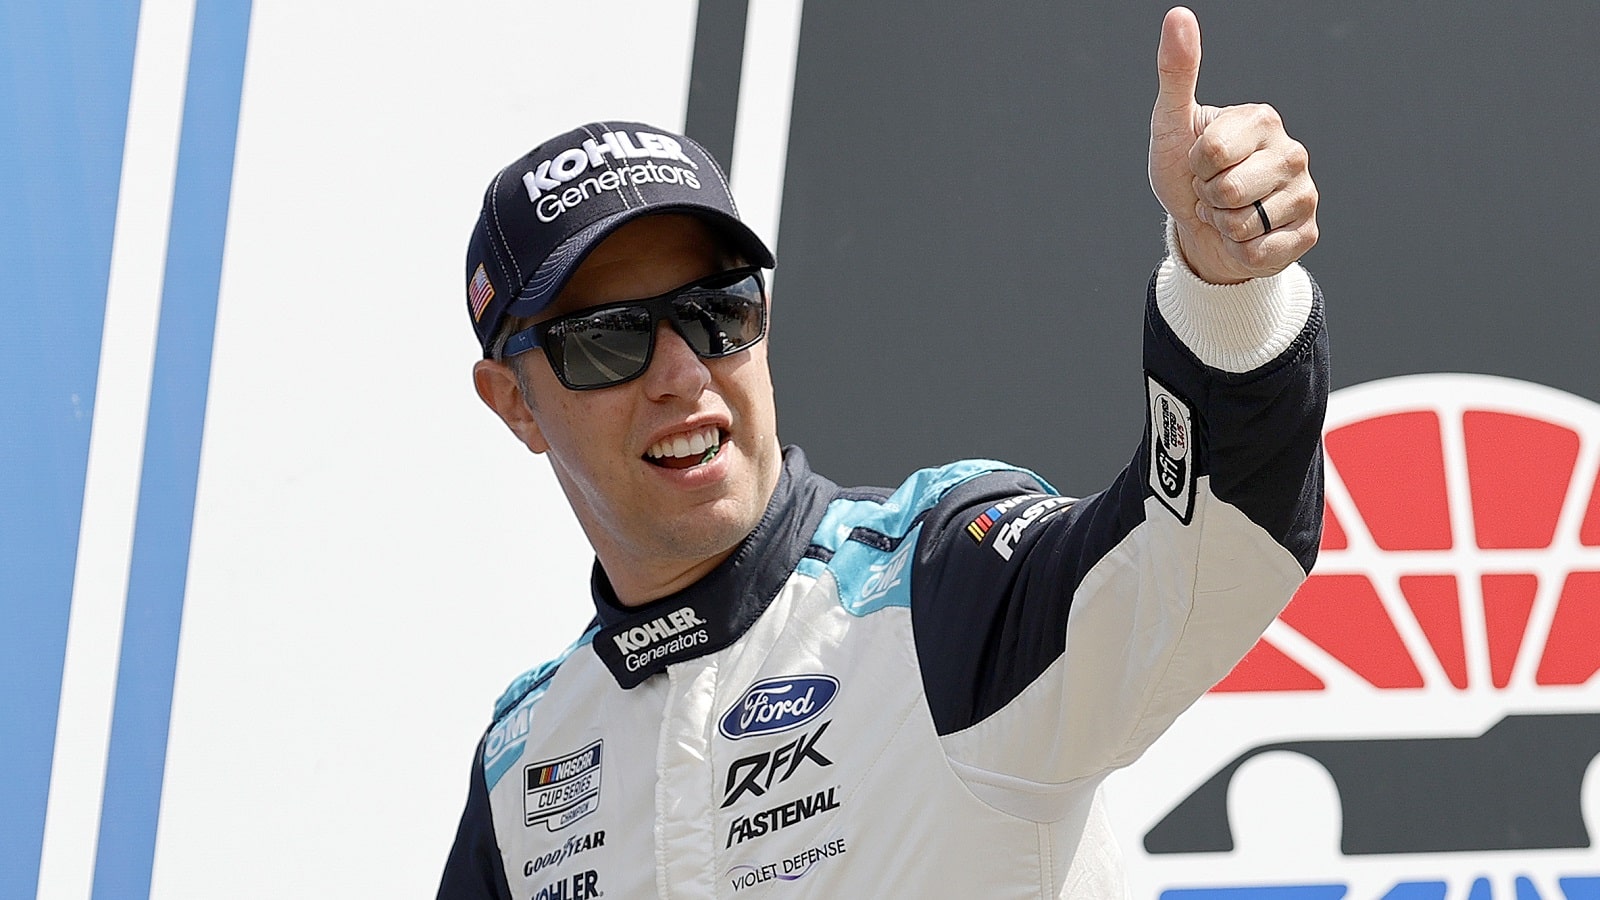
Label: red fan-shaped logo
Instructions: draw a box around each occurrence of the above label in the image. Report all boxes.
[1216,374,1600,694]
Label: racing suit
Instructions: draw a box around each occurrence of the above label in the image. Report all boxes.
[438,241,1328,899]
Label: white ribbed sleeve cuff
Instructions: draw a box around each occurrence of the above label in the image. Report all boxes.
[1155,217,1314,374]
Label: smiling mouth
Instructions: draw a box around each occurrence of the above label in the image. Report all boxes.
[644,426,724,470]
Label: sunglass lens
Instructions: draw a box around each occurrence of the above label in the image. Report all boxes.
[672,275,766,357]
[547,306,654,388]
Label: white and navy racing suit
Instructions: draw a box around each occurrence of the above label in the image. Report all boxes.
[438,239,1328,899]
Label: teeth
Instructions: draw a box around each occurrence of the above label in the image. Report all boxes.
[647,426,721,460]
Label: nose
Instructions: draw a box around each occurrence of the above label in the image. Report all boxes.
[640,320,711,400]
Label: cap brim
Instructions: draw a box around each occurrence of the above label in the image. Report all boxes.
[504,203,776,320]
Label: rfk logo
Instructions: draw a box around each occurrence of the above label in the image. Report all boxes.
[720,723,833,807]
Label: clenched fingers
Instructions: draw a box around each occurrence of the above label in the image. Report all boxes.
[1194,162,1316,244]
[1183,103,1318,279]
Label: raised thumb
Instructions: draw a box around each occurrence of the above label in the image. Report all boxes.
[1154,7,1202,121]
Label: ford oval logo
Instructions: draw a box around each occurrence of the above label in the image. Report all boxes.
[718,675,839,740]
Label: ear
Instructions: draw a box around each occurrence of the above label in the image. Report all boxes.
[473,358,549,453]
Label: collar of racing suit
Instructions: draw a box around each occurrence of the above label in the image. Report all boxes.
[587,446,841,688]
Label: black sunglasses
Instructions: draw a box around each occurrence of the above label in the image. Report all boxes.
[501,267,768,390]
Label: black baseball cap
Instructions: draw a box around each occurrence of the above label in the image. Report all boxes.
[464,121,776,357]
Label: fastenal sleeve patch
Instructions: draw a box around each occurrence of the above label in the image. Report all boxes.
[964,494,1074,561]
[966,495,1035,545]
[1147,374,1196,523]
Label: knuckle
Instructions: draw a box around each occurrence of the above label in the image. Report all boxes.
[1240,242,1274,271]
[1224,241,1255,269]
[1220,211,1253,242]
[1251,102,1283,129]
[1190,133,1228,171]
[1284,139,1309,170]
[1297,189,1319,221]
[1210,176,1246,209]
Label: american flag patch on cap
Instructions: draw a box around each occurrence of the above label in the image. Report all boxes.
[469,264,495,321]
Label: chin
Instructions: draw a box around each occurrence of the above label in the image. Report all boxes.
[659,499,761,560]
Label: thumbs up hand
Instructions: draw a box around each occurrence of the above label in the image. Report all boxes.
[1148,7,1318,284]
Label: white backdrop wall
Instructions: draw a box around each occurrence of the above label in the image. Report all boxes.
[26,1,714,896]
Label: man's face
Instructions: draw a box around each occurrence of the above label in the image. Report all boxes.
[474,214,782,603]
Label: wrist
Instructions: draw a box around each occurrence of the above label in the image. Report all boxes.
[1157,217,1314,374]
[1170,220,1247,285]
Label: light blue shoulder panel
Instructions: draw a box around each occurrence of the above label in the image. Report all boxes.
[483,624,600,791]
[798,460,1054,617]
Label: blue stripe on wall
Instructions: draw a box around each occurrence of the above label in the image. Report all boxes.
[0,1,142,896]
[91,1,253,896]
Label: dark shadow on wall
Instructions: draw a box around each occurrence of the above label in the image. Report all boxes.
[767,1,1600,490]
[1143,712,1600,856]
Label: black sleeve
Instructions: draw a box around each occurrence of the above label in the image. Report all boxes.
[910,469,1133,737]
[437,736,513,900]
[909,273,1328,772]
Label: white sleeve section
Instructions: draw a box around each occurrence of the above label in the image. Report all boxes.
[940,485,1308,794]
[1155,217,1314,374]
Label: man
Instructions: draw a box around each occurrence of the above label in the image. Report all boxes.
[440,7,1324,897]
